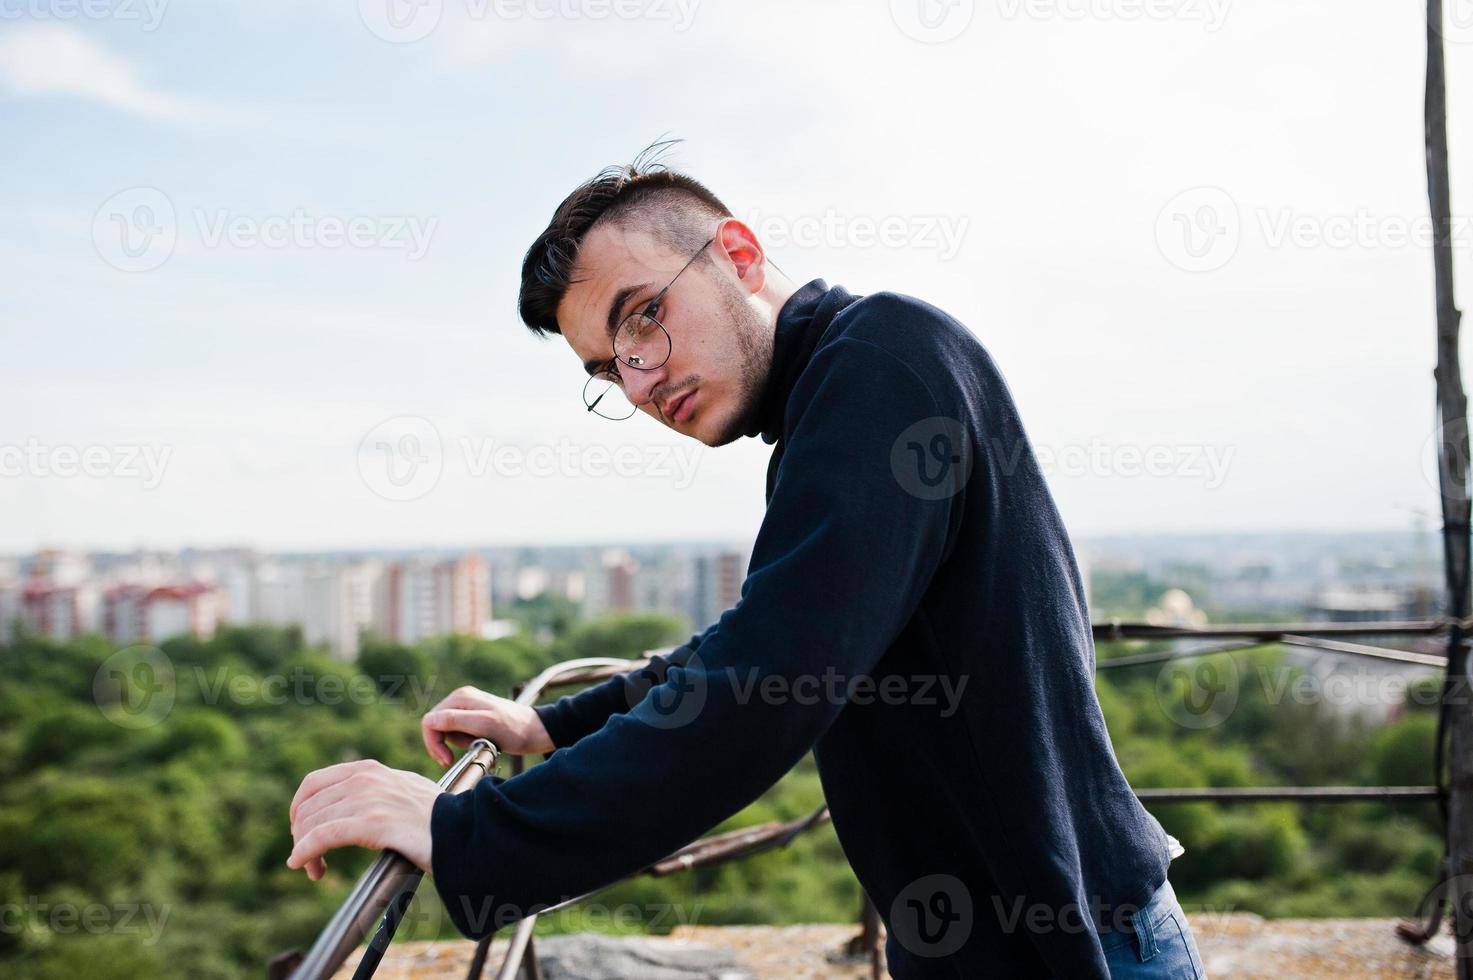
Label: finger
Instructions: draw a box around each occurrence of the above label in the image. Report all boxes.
[421,713,453,767]
[289,760,374,823]
[421,710,493,763]
[422,690,488,766]
[292,775,364,833]
[426,697,506,763]
[292,792,371,853]
[428,687,484,714]
[307,856,326,881]
[288,814,376,873]
[422,708,495,739]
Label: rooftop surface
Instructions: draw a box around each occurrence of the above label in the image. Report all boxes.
[330,915,1460,979]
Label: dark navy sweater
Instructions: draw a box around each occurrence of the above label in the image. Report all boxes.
[431,280,1171,978]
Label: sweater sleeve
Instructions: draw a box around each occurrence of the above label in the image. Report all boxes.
[532,624,719,749]
[429,337,959,938]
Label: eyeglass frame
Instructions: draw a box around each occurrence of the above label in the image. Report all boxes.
[582,235,717,419]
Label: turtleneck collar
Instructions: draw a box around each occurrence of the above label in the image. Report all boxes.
[744,278,859,445]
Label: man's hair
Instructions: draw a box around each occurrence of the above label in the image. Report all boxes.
[518,139,733,337]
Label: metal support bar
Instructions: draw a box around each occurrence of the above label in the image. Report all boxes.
[1098,640,1267,670]
[279,616,1473,978]
[283,739,499,980]
[1093,620,1449,642]
[1136,786,1441,803]
[1278,634,1448,668]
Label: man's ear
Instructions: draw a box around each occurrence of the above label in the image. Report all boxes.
[716,219,767,295]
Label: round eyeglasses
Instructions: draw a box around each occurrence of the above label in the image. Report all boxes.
[581,236,714,421]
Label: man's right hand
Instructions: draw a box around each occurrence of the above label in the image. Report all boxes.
[421,686,556,765]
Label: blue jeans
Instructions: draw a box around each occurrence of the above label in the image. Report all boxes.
[1099,878,1206,979]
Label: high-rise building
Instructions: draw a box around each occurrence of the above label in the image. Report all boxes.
[635,554,693,624]
[144,583,223,642]
[303,561,382,659]
[581,549,640,619]
[29,549,90,587]
[17,550,98,640]
[19,582,82,640]
[692,549,747,629]
[0,580,18,645]
[254,561,307,627]
[102,584,145,645]
[102,582,225,644]
[380,554,490,645]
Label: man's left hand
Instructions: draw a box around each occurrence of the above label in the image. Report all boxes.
[287,759,442,880]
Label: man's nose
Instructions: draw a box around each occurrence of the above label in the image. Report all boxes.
[621,363,669,410]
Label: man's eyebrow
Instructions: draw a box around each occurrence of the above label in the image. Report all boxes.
[606,282,652,338]
[581,281,652,375]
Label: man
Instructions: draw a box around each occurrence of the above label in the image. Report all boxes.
[287,145,1205,978]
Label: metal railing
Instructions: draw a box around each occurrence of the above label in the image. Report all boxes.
[274,618,1456,980]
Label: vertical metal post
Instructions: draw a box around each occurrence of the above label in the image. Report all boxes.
[1425,0,1471,970]
[844,891,883,980]
[863,892,883,980]
[467,686,542,980]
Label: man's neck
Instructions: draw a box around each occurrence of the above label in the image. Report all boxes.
[756,270,800,334]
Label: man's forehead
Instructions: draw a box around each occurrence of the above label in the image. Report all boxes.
[557,224,680,346]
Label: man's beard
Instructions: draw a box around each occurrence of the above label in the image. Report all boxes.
[708,276,775,447]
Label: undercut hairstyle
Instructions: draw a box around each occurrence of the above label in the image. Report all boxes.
[518,139,734,337]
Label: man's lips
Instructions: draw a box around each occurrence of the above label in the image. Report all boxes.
[664,388,696,423]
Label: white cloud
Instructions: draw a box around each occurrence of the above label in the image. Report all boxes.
[0,25,205,122]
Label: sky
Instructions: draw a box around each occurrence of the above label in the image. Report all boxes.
[2,0,1471,554]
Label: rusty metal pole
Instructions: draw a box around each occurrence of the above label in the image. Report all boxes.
[1425,0,1471,970]
[278,740,500,980]
[466,687,544,980]
[863,892,883,980]
[844,891,882,979]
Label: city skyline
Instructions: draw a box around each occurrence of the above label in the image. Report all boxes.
[0,528,1442,655]
[0,540,757,658]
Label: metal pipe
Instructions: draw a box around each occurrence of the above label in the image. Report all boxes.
[1278,634,1447,668]
[286,738,499,980]
[1093,620,1449,641]
[286,627,1463,978]
[492,917,539,980]
[1135,786,1441,803]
